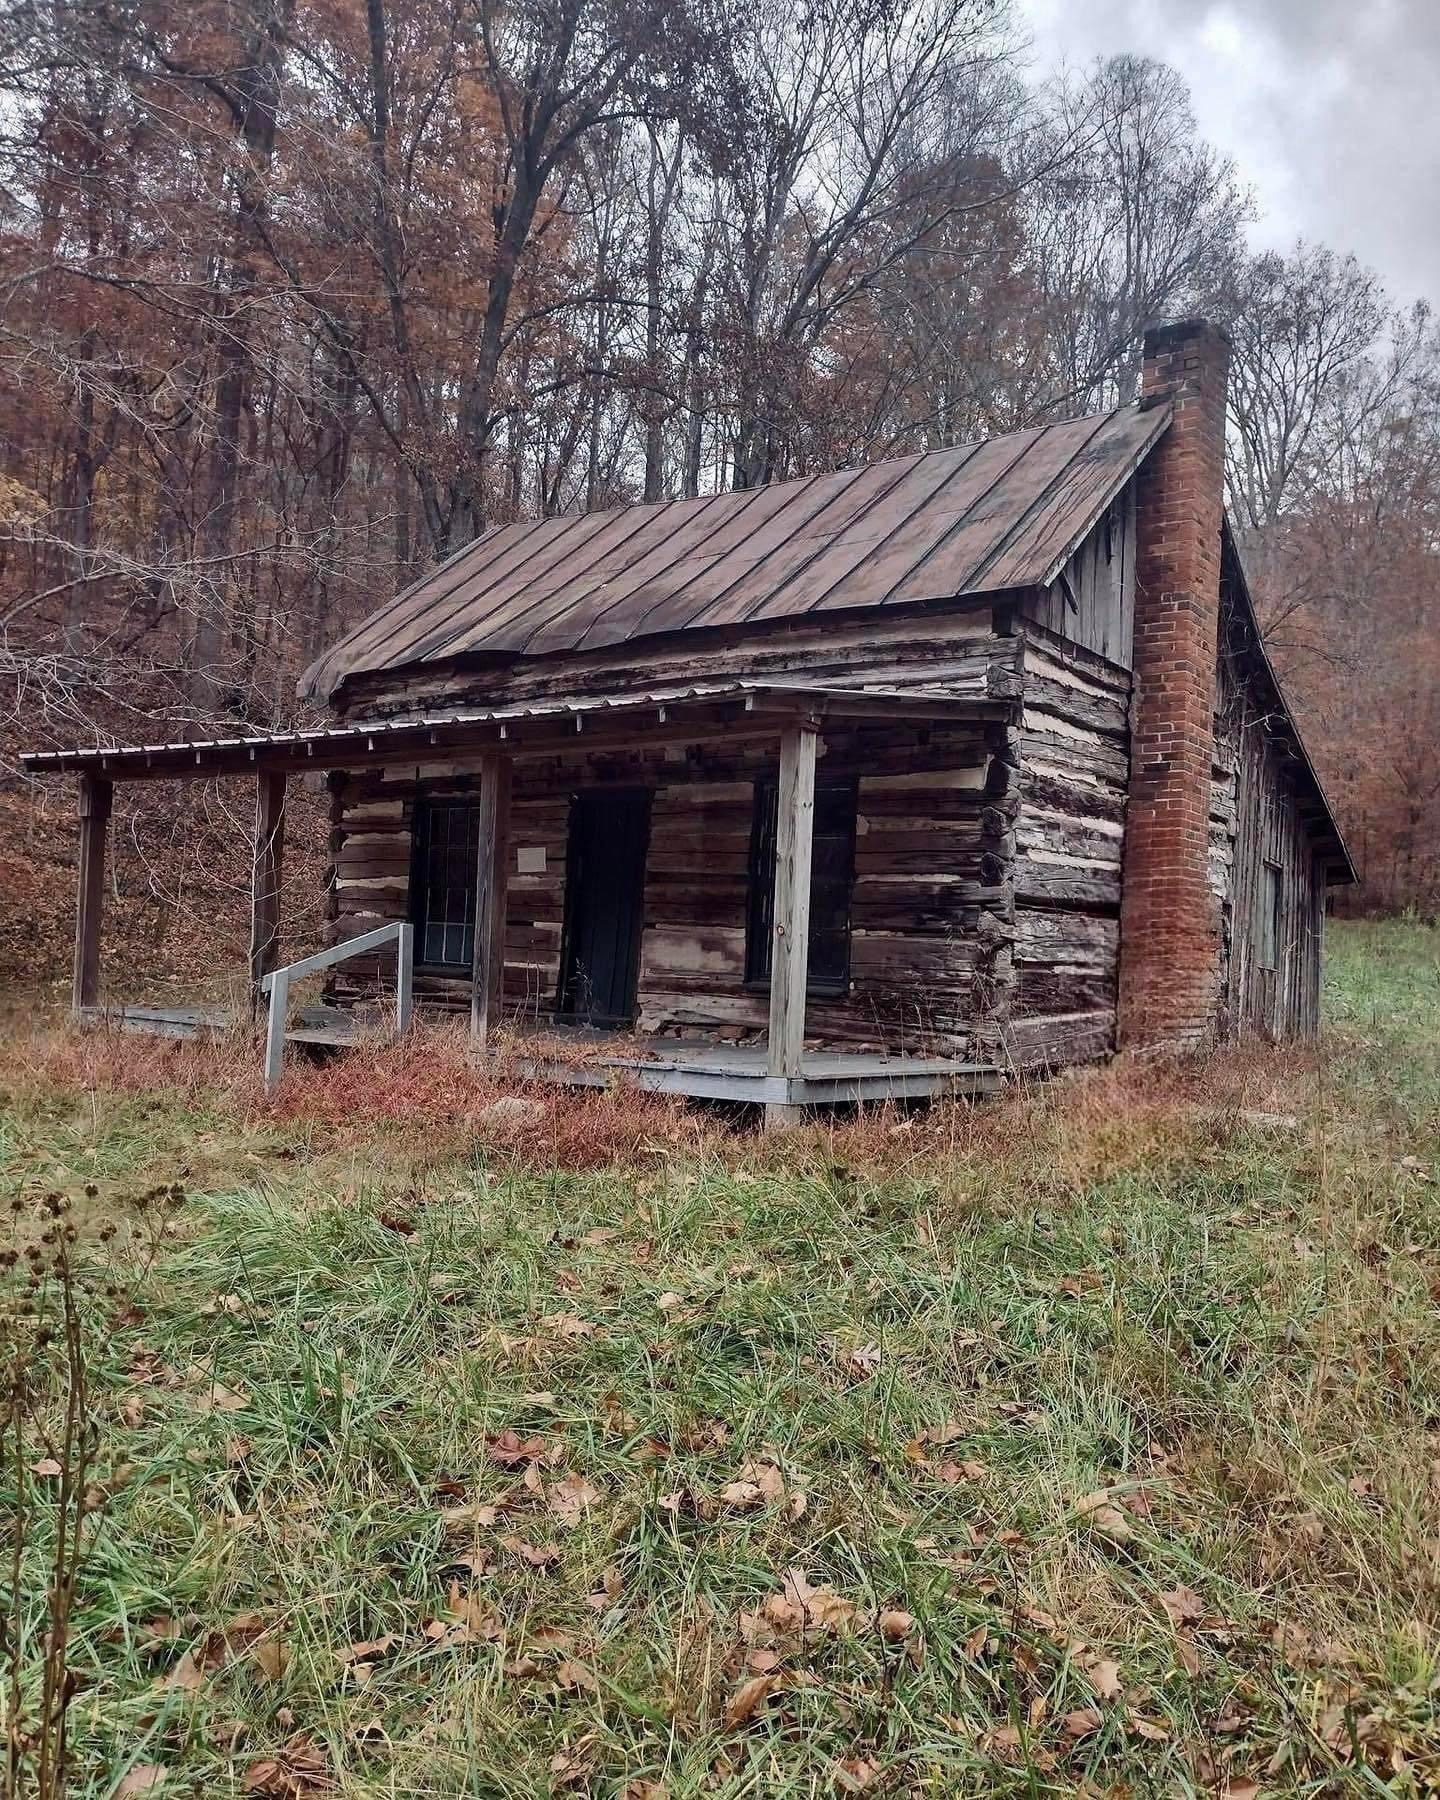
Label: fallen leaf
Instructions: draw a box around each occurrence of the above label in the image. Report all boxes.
[834,1755,881,1792]
[623,1783,667,1800]
[656,1291,684,1311]
[486,1430,547,1467]
[1126,1710,1169,1742]
[196,1382,248,1416]
[241,1733,335,1795]
[547,1472,601,1529]
[120,1395,146,1428]
[500,1534,562,1569]
[1074,1491,1133,1542]
[447,1581,503,1638]
[1063,1708,1102,1738]
[251,1638,290,1681]
[878,1608,914,1642]
[116,1766,168,1795]
[1160,1585,1205,1628]
[555,1659,599,1693]
[336,1634,400,1666]
[1087,1658,1122,1700]
[224,1435,252,1464]
[158,1649,209,1693]
[723,1673,775,1729]
[835,1342,882,1380]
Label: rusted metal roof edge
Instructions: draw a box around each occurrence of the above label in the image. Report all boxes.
[19,680,1010,781]
[1033,400,1174,592]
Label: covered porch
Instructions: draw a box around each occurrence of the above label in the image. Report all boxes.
[23,680,1012,1122]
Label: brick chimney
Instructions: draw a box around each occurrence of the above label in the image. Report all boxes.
[1116,318,1232,1050]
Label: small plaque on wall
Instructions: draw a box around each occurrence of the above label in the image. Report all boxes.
[516,845,547,875]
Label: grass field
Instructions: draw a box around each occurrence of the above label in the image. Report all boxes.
[4,919,1440,1797]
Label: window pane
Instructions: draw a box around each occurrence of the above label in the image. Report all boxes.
[746,776,857,991]
[414,800,480,967]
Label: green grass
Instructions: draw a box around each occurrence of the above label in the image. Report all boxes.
[6,920,1440,1795]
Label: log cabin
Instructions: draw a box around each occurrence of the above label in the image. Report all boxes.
[23,320,1354,1120]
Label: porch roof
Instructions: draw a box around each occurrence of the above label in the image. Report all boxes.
[19,679,1008,782]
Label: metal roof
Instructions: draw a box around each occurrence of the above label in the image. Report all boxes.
[301,403,1172,700]
[20,680,1008,782]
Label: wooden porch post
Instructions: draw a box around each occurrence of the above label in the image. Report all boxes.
[470,752,513,1048]
[249,768,287,1010]
[72,772,113,1014]
[765,723,817,1127]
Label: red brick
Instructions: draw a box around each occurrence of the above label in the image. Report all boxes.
[1117,320,1230,1050]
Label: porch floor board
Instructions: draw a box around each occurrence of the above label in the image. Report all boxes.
[77,1005,1001,1106]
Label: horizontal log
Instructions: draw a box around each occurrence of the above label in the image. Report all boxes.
[1004,1009,1116,1070]
[1013,866,1122,910]
[1013,908,1118,965]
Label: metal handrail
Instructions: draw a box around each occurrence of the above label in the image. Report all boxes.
[260,920,414,1087]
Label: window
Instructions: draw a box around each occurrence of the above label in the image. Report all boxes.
[1257,860,1283,971]
[745,776,858,994]
[411,798,479,968]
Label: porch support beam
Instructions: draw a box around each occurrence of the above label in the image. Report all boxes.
[765,722,817,1127]
[72,772,112,1013]
[470,751,513,1048]
[249,769,287,1008]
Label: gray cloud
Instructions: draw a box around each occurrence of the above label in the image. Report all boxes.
[1018,0,1440,308]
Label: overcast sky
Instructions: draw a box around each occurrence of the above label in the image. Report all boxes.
[1017,0,1440,310]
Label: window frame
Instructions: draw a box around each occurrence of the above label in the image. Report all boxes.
[408,794,481,974]
[1257,859,1283,973]
[744,772,858,999]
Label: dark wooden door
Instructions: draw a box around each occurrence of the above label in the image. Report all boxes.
[558,788,651,1027]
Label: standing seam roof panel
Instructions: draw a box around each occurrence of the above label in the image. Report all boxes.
[299,403,1174,699]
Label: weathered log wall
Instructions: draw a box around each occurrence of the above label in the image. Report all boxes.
[324,607,1024,1057]
[319,528,1335,1068]
[331,602,1021,720]
[1008,623,1130,1070]
[326,721,1012,1055]
[1210,642,1325,1039]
